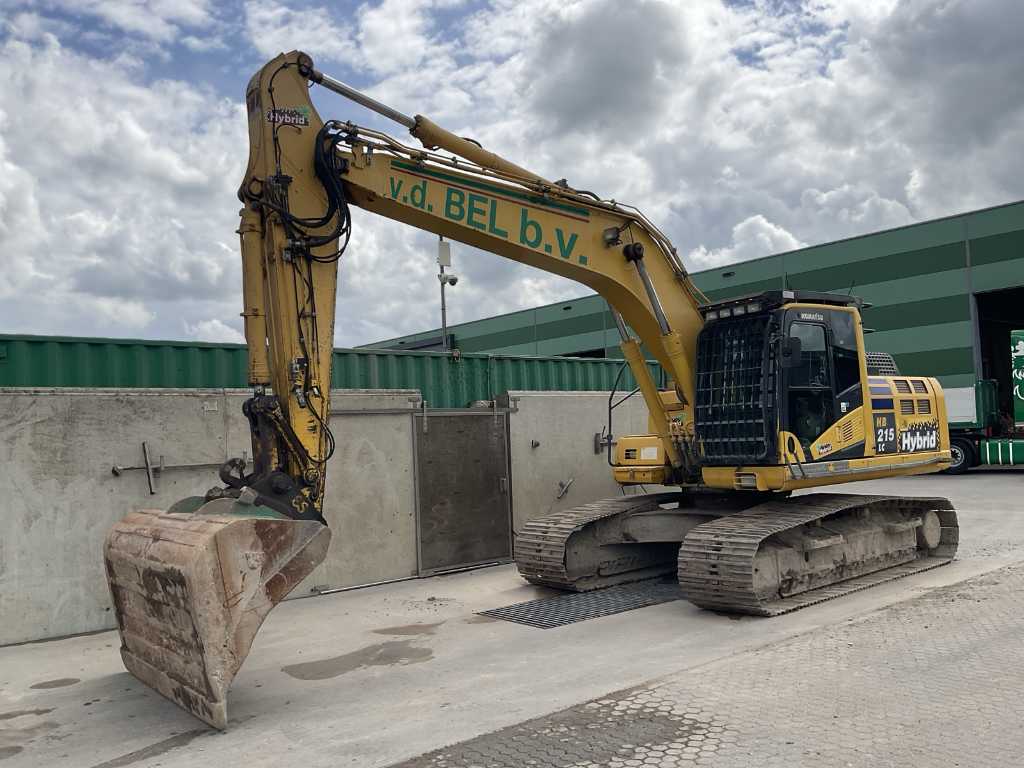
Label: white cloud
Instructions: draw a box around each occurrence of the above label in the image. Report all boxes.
[0,34,246,338]
[244,0,357,65]
[91,296,155,327]
[185,318,246,343]
[1,10,73,40]
[688,215,805,269]
[181,34,227,52]
[800,186,913,233]
[356,0,440,76]
[2,0,1022,349]
[3,0,218,43]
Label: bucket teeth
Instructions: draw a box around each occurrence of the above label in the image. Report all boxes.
[104,501,330,729]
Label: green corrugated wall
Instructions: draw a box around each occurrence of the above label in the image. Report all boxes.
[0,335,664,409]
[370,200,1024,390]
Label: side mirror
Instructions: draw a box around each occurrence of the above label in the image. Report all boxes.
[780,336,802,368]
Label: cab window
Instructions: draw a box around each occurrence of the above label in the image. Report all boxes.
[788,323,829,388]
[831,311,860,395]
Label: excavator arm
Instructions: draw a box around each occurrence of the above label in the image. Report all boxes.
[235,50,710,492]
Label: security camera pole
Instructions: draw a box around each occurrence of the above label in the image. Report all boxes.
[437,237,458,352]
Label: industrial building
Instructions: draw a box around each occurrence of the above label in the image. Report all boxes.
[370,200,1024,426]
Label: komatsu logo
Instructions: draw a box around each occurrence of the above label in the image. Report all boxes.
[899,424,938,452]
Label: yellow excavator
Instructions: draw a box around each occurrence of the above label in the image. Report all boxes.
[104,51,959,729]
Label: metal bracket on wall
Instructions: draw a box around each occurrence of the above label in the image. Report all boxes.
[495,395,520,414]
[111,441,247,495]
[594,427,616,455]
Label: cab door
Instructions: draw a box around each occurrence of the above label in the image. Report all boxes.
[781,308,866,460]
[782,319,835,454]
[829,309,864,425]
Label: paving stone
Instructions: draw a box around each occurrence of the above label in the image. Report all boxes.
[387,564,1024,767]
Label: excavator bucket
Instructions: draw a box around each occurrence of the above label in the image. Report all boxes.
[104,498,330,729]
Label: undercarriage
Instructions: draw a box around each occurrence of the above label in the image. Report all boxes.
[515,492,959,615]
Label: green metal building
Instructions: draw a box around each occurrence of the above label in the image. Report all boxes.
[368,200,1024,424]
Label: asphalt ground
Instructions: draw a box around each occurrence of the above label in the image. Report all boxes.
[1,468,1021,768]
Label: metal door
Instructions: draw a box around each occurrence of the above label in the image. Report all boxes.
[414,412,512,573]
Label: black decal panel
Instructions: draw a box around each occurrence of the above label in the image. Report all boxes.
[898,420,940,453]
[873,412,897,454]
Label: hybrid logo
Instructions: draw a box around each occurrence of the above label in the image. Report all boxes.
[266,107,310,126]
[899,423,938,452]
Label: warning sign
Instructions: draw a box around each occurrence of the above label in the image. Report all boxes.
[1012,330,1024,428]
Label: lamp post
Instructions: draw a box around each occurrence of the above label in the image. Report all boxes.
[437,237,458,352]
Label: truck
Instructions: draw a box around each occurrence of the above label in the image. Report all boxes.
[946,328,1024,472]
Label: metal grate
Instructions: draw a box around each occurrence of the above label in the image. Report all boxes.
[694,314,775,465]
[479,580,683,629]
[865,351,900,376]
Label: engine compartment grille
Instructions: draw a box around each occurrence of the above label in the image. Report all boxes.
[695,314,775,465]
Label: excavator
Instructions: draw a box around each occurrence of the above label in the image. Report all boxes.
[103,51,959,729]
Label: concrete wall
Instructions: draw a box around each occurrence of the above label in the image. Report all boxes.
[305,391,419,594]
[0,388,419,645]
[504,391,660,532]
[1,387,664,645]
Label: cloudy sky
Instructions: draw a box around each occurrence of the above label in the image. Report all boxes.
[0,0,1021,346]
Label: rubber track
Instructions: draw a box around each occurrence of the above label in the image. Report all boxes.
[678,493,959,616]
[514,493,684,591]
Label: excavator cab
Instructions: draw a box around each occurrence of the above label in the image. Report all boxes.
[616,289,951,490]
[695,290,951,491]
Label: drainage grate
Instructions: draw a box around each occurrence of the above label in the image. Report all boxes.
[479,580,683,629]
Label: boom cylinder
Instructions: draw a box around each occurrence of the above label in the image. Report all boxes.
[306,63,549,185]
[624,243,670,335]
[407,115,550,185]
[612,309,630,341]
[308,68,416,129]
[623,243,694,404]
